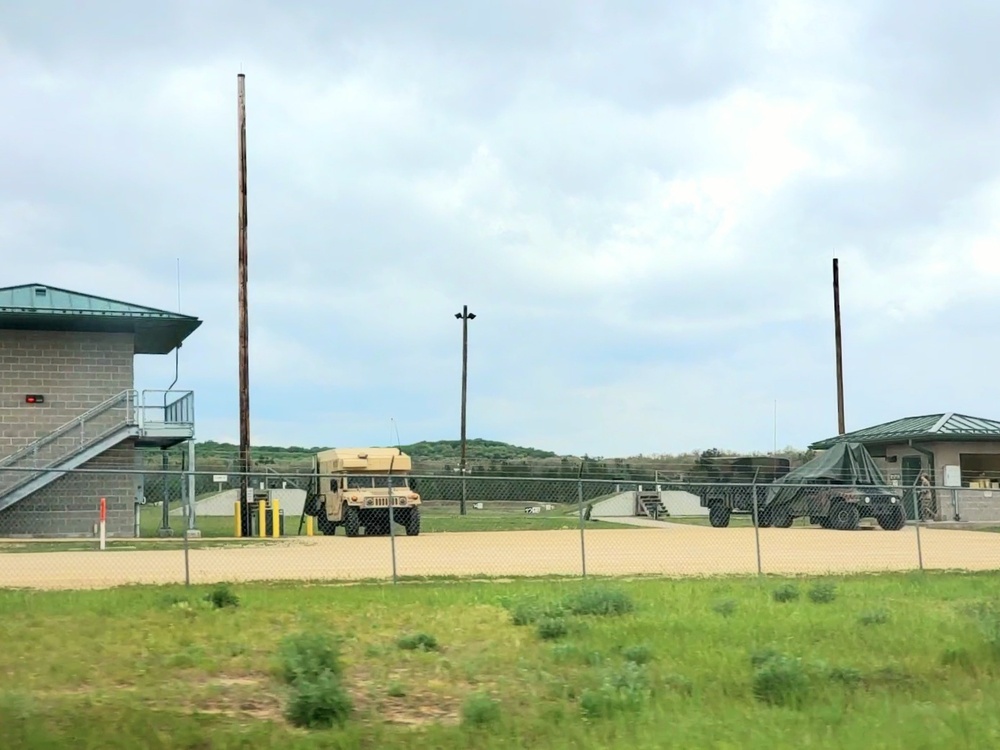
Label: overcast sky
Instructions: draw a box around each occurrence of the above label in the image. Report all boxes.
[2,1,999,457]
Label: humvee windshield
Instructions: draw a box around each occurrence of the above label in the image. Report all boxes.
[344,476,409,489]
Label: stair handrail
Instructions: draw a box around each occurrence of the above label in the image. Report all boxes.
[0,389,137,469]
[0,420,134,497]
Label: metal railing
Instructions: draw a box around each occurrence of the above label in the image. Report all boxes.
[138,390,195,430]
[0,389,195,498]
[0,390,136,472]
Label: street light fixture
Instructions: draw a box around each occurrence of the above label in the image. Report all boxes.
[455,305,476,515]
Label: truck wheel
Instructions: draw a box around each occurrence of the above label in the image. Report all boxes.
[344,506,361,537]
[709,505,731,528]
[878,505,906,531]
[829,501,859,530]
[772,510,793,528]
[404,507,421,536]
[756,508,773,528]
[317,516,338,536]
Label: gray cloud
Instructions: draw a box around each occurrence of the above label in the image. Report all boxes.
[2,0,1000,455]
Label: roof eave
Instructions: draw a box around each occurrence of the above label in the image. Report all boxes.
[134,319,203,354]
[0,313,203,354]
[809,433,1000,451]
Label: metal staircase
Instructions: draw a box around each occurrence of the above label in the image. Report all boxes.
[635,490,669,520]
[0,389,195,513]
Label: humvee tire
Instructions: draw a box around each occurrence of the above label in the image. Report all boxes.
[317,515,338,536]
[709,504,731,528]
[828,500,859,530]
[404,507,421,536]
[877,505,906,531]
[344,506,361,537]
[771,509,794,527]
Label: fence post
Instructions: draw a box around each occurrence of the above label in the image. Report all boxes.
[461,473,468,517]
[578,477,587,579]
[911,486,924,571]
[183,523,191,587]
[388,474,398,585]
[751,480,763,576]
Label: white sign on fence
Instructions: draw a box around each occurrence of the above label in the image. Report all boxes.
[212,475,228,483]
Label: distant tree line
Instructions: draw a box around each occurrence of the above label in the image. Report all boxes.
[137,439,818,489]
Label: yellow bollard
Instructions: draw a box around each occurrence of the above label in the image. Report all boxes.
[272,499,281,538]
[234,501,241,537]
[258,500,267,538]
[306,515,314,536]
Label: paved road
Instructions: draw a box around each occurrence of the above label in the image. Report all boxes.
[0,525,997,590]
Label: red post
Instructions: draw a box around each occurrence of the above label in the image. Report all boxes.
[99,497,107,550]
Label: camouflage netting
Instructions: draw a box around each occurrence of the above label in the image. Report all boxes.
[765,442,892,509]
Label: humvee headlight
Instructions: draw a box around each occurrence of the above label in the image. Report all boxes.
[864,496,871,503]
[890,497,897,504]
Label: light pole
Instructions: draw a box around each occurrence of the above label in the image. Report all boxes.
[455,305,475,515]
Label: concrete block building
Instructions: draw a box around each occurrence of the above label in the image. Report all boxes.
[810,413,1000,523]
[0,283,201,537]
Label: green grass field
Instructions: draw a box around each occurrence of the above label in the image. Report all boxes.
[3,572,1000,748]
[0,503,631,554]
[136,503,633,538]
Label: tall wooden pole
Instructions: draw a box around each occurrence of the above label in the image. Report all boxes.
[833,258,845,435]
[237,73,252,536]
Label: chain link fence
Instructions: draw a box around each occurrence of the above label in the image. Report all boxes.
[1,467,998,589]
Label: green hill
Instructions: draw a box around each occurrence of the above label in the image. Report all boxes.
[397,439,558,461]
[141,438,814,482]
[152,438,563,470]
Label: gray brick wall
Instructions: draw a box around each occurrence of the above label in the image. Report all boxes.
[0,441,137,537]
[0,329,134,455]
[0,329,137,537]
[950,489,1000,523]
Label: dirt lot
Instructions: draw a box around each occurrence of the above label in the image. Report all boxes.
[1,525,998,590]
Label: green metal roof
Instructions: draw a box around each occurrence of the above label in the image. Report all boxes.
[809,413,1000,450]
[0,283,202,354]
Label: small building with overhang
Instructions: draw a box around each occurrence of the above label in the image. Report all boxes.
[809,412,1000,523]
[0,282,201,537]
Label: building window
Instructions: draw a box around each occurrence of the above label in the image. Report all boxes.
[959,453,1000,488]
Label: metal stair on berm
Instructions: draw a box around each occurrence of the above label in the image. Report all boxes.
[0,389,194,513]
[635,490,669,520]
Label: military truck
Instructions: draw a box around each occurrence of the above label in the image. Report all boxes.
[762,442,906,531]
[304,447,422,537]
[698,456,792,528]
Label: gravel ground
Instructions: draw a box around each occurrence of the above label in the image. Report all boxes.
[0,525,997,590]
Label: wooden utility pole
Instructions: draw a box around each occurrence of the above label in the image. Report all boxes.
[237,73,252,536]
[833,258,845,435]
[455,305,476,515]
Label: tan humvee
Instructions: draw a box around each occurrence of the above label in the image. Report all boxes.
[309,447,422,537]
